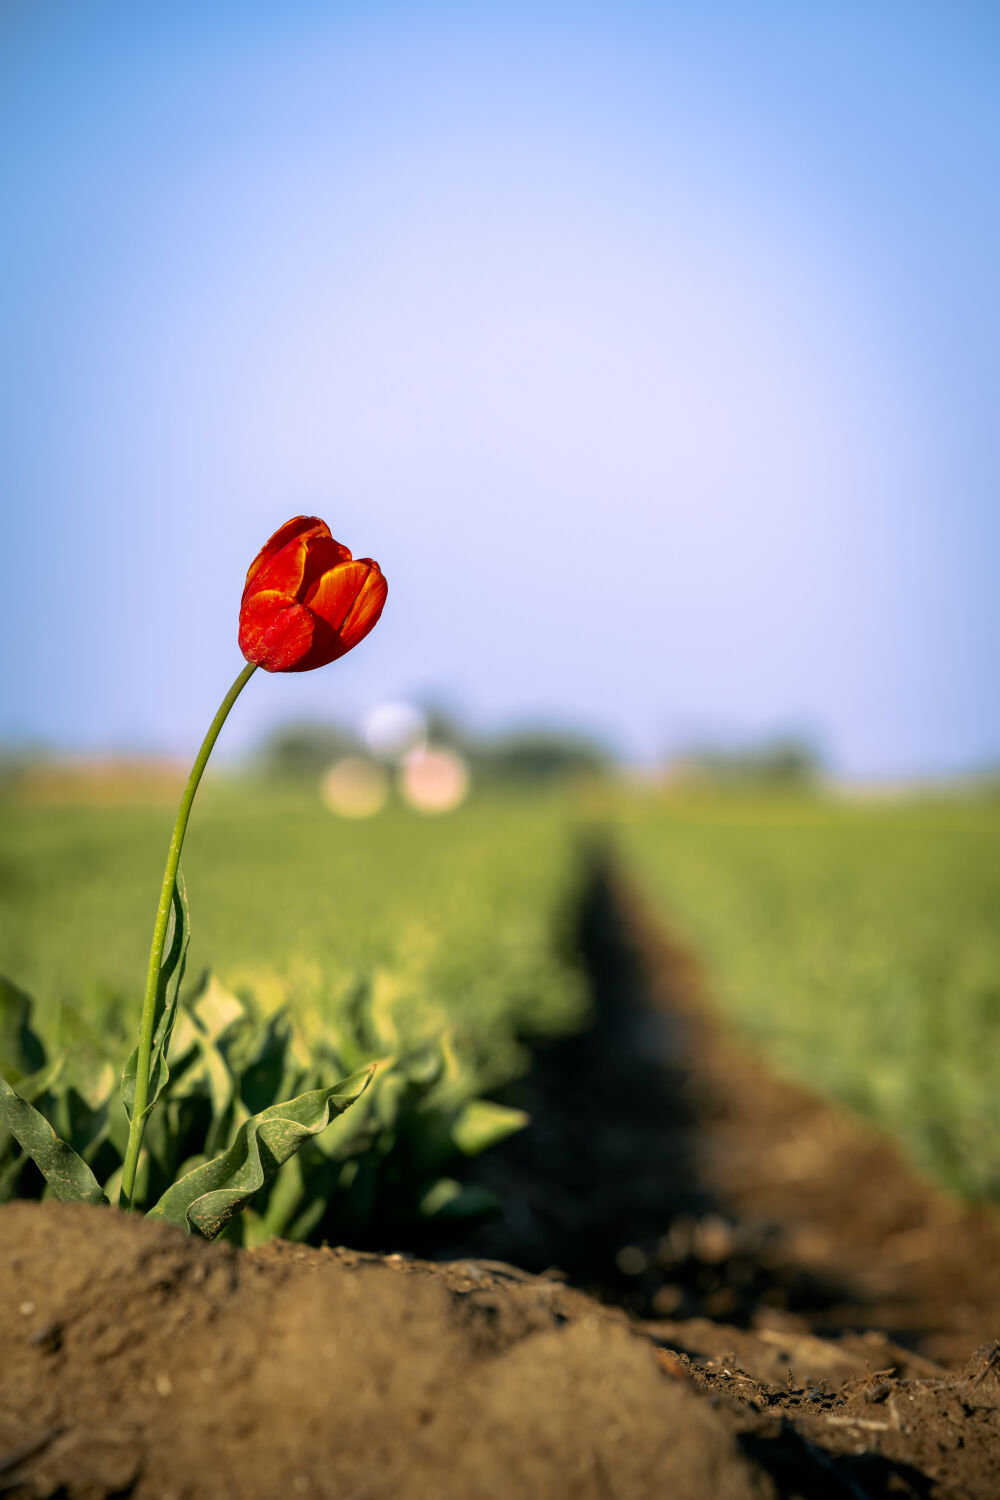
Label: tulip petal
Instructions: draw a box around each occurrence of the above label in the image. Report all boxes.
[338,561,388,650]
[238,591,317,672]
[243,516,325,596]
[303,559,374,631]
[283,614,348,672]
[297,533,357,598]
[243,519,353,604]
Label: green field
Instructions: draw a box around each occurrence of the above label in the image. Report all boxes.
[615,788,1000,1201]
[2,782,999,1210]
[0,785,594,1099]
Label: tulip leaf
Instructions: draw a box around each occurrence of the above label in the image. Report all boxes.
[0,1074,107,1204]
[0,975,46,1083]
[121,871,190,1126]
[57,1004,116,1110]
[0,1053,66,1166]
[417,1176,500,1220]
[188,970,247,1041]
[5,1052,67,1108]
[0,1150,28,1204]
[451,1098,529,1157]
[147,1065,375,1239]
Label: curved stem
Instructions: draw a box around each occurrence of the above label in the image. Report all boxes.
[120,661,257,1211]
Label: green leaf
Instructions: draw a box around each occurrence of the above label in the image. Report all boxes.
[167,973,247,1119]
[418,1177,500,1220]
[451,1099,529,1156]
[0,1053,67,1164]
[49,1008,116,1163]
[0,976,46,1082]
[248,1151,308,1243]
[6,1053,67,1108]
[121,871,191,1126]
[237,1010,298,1115]
[57,1005,116,1110]
[188,971,247,1041]
[0,1074,107,1204]
[147,1066,375,1239]
[0,1150,28,1204]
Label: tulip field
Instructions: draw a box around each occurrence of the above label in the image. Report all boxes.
[615,787,1000,1202]
[6,776,1000,1496]
[5,509,994,1243]
[2,778,999,1215]
[0,785,588,1239]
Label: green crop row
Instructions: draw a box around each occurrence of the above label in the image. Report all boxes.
[613,788,1000,1202]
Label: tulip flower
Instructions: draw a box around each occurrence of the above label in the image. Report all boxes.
[119,517,386,1212]
[239,516,388,673]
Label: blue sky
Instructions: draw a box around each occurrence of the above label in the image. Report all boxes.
[1,1,997,775]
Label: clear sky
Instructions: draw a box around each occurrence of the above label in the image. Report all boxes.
[2,0,997,776]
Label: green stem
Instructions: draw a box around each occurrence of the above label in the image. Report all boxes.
[120,661,257,1211]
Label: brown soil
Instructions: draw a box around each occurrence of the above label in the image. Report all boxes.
[2,864,1000,1498]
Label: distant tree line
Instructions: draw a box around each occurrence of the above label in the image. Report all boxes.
[256,715,829,791]
[255,714,614,787]
[669,737,824,789]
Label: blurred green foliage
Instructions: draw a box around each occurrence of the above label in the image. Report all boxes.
[2,780,999,1217]
[615,789,1000,1201]
[0,787,587,1057]
[0,966,525,1242]
[0,786,588,1238]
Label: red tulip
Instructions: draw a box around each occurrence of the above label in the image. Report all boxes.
[238,517,387,673]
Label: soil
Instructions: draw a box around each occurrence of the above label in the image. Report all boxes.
[2,861,1000,1498]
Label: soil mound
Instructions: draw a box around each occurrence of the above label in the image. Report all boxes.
[3,1202,1000,1499]
[1,1201,764,1500]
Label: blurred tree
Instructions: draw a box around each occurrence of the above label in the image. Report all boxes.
[481,730,612,786]
[257,721,362,782]
[674,736,824,789]
[420,707,477,759]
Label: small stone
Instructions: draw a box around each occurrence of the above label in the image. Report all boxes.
[29,1320,62,1353]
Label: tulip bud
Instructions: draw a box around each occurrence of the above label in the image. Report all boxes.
[238,517,387,673]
